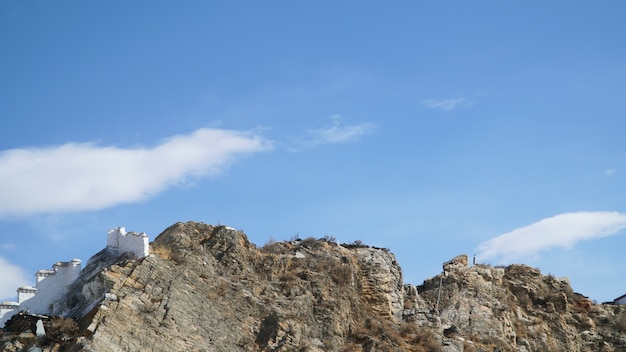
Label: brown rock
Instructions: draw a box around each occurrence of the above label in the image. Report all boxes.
[3,223,626,352]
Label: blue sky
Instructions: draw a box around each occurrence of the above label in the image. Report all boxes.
[1,1,625,303]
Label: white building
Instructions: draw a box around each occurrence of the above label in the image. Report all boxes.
[0,302,20,326]
[107,227,150,258]
[614,294,626,305]
[1,227,150,327]
[0,259,81,326]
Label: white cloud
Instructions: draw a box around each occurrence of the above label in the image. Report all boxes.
[476,211,626,264]
[422,98,469,111]
[0,257,30,300]
[0,128,273,217]
[304,115,375,147]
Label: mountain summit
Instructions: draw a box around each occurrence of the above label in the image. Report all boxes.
[2,222,625,351]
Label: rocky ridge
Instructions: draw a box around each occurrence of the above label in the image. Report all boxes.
[1,222,625,351]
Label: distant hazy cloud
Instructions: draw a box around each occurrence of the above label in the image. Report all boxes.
[0,257,30,300]
[603,169,617,176]
[0,128,272,217]
[0,243,17,251]
[304,115,375,147]
[476,211,626,264]
[422,98,469,111]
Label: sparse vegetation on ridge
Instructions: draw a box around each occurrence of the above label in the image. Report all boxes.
[2,222,626,352]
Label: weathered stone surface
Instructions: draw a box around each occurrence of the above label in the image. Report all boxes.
[2,223,626,352]
[419,260,626,351]
[443,254,469,273]
[64,223,428,351]
[354,247,404,320]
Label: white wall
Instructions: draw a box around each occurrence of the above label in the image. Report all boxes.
[17,286,37,304]
[19,260,82,314]
[107,227,149,258]
[1,226,149,325]
[0,302,20,327]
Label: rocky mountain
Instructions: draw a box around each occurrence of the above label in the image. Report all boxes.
[1,222,625,351]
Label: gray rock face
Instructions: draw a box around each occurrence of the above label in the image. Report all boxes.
[418,261,626,351]
[70,223,427,351]
[443,254,469,273]
[3,223,626,352]
[354,247,404,320]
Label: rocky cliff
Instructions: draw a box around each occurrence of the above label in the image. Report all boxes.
[1,222,625,351]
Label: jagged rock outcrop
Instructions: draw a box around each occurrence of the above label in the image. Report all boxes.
[70,223,428,351]
[418,259,626,351]
[2,222,625,352]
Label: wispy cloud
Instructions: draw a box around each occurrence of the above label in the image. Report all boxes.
[603,169,617,176]
[301,115,375,149]
[0,257,30,300]
[0,128,273,217]
[422,98,470,112]
[0,243,18,251]
[476,211,626,264]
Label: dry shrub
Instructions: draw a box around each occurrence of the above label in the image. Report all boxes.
[207,280,231,300]
[150,244,185,264]
[349,322,371,341]
[300,237,325,249]
[570,293,592,313]
[320,234,337,244]
[216,280,229,296]
[315,256,333,272]
[261,241,288,255]
[348,319,439,352]
[514,292,531,308]
[378,322,404,347]
[377,321,414,351]
[46,316,81,341]
[470,335,511,352]
[170,251,186,264]
[295,339,313,351]
[463,341,478,352]
[330,265,353,286]
[364,318,381,331]
[616,314,626,333]
[400,322,416,337]
[399,323,442,352]
[150,244,172,260]
[298,254,352,287]
[342,240,369,249]
[278,271,301,294]
[279,271,299,283]
[514,321,529,338]
[342,342,362,352]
